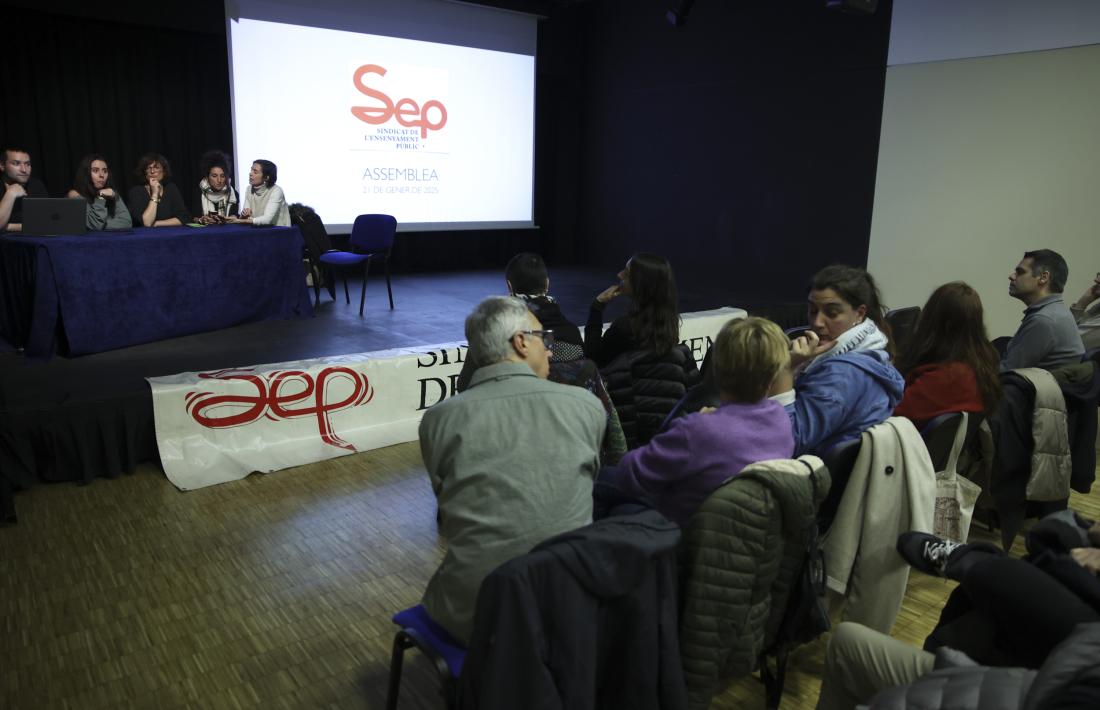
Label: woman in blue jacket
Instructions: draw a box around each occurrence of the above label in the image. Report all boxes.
[773,265,904,455]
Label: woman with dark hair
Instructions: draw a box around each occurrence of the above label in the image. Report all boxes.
[585,252,680,368]
[229,159,290,226]
[127,153,190,227]
[774,264,905,455]
[194,150,238,223]
[67,154,132,230]
[894,282,1002,428]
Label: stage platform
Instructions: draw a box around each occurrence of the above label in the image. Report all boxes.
[0,266,804,523]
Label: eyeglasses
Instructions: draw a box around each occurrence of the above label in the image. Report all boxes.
[518,329,554,349]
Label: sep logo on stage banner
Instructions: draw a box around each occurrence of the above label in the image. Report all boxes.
[146,308,743,491]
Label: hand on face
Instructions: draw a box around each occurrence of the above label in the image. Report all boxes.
[596,284,622,304]
[790,330,832,369]
[98,188,116,199]
[4,182,26,198]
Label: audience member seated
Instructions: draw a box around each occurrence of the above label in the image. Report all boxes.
[229,159,289,226]
[194,149,238,223]
[456,252,584,392]
[772,265,904,456]
[418,296,606,643]
[1001,249,1085,371]
[0,145,48,232]
[127,152,190,227]
[585,252,679,368]
[66,154,132,230]
[596,317,794,526]
[893,282,1002,428]
[1070,270,1100,352]
[816,520,1100,710]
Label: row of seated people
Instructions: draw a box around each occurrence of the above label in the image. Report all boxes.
[411,249,1099,706]
[0,145,291,232]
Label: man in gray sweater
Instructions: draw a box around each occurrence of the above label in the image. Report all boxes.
[1001,249,1084,371]
[419,296,607,643]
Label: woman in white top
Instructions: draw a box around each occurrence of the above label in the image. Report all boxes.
[229,159,290,227]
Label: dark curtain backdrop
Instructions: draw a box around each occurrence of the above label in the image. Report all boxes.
[564,0,894,307]
[1,4,233,211]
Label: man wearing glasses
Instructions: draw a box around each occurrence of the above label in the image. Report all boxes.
[418,296,607,644]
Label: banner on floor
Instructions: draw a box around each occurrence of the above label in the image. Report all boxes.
[147,307,745,490]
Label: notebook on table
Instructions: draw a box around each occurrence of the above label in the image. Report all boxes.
[19,198,87,236]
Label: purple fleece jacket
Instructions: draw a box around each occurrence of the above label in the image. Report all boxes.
[606,399,794,526]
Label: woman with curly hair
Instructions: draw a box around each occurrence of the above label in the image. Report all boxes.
[127,152,190,227]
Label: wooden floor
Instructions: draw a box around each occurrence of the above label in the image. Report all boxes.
[2,444,1098,709]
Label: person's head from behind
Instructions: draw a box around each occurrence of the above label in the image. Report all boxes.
[900,281,1002,413]
[199,150,232,192]
[74,154,115,198]
[2,146,32,185]
[249,159,277,188]
[623,252,679,354]
[712,317,790,403]
[808,264,889,349]
[504,252,549,297]
[1009,249,1068,305]
[465,296,552,379]
[135,153,171,185]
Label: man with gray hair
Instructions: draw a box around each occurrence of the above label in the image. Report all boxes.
[418,296,607,643]
[1001,249,1084,371]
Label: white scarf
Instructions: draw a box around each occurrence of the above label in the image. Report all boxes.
[799,319,890,376]
[199,178,239,216]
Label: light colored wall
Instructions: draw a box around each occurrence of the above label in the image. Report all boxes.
[889,0,1100,65]
[866,43,1100,338]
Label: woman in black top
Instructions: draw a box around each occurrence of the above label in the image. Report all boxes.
[127,153,190,227]
[585,252,680,368]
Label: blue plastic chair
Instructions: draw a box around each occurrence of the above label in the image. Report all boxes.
[318,213,397,315]
[386,604,466,710]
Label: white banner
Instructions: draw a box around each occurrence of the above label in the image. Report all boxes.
[148,307,745,490]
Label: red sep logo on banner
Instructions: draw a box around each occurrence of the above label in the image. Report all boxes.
[186,367,375,452]
[351,64,448,139]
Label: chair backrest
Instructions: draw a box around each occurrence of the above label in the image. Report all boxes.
[920,411,985,471]
[885,306,921,356]
[288,203,333,262]
[816,438,862,533]
[600,344,702,449]
[350,213,397,253]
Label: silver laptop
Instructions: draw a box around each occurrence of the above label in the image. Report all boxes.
[20,198,87,236]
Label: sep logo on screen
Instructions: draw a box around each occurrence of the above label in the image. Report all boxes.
[351,64,448,139]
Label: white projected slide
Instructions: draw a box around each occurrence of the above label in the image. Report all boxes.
[229,18,535,230]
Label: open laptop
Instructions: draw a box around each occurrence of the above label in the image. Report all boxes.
[20,198,87,236]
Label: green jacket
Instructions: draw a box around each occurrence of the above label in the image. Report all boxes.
[678,456,829,709]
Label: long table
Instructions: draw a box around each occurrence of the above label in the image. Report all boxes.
[0,225,313,359]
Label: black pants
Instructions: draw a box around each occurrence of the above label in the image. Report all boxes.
[926,554,1100,668]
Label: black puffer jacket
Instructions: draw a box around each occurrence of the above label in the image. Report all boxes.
[601,345,700,449]
[866,622,1100,709]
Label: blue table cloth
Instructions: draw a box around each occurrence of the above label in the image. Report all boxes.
[0,225,313,358]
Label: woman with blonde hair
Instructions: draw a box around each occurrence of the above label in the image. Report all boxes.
[597,316,795,526]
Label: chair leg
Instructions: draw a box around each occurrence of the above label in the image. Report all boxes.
[312,265,320,308]
[386,631,415,710]
[342,272,350,304]
[384,257,394,309]
[359,260,371,317]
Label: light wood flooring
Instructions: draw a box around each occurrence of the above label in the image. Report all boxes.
[2,444,1098,709]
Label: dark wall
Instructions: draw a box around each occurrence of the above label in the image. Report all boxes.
[568,0,892,305]
[1,2,232,211]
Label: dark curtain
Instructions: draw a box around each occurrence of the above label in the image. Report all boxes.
[1,5,233,208]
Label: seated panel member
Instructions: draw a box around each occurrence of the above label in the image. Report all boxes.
[194,150,239,223]
[0,145,49,232]
[67,154,132,231]
[127,153,190,227]
[1001,249,1084,371]
[419,296,606,643]
[229,159,290,226]
[598,317,795,527]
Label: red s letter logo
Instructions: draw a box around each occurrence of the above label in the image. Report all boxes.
[352,64,448,138]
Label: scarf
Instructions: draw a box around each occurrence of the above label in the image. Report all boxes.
[799,319,890,376]
[199,178,239,216]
